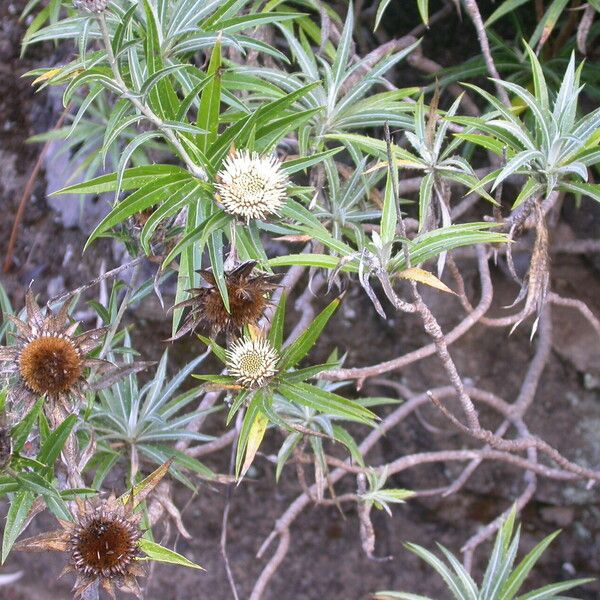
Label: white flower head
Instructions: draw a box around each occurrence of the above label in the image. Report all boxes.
[215,150,288,222]
[226,336,279,388]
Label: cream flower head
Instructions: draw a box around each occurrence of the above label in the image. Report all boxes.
[215,150,288,222]
[226,336,279,388]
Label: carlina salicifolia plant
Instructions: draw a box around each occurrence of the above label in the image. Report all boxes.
[169,260,278,341]
[374,507,594,600]
[194,293,376,479]
[0,289,109,424]
[14,460,203,598]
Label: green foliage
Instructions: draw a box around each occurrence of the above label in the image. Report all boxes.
[453,45,600,207]
[194,294,376,477]
[137,538,204,570]
[6,0,600,594]
[359,467,414,516]
[1,404,81,562]
[375,509,594,600]
[90,345,216,488]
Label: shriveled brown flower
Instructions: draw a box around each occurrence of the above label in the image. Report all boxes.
[169,261,278,340]
[16,495,143,599]
[15,460,173,599]
[0,289,108,424]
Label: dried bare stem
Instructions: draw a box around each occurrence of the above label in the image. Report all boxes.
[462,0,511,106]
[320,246,493,382]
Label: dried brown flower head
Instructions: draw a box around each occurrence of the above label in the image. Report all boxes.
[69,496,143,595]
[169,261,278,340]
[0,289,107,424]
[15,461,173,599]
[16,495,144,599]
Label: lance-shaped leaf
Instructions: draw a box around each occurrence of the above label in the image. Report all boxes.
[138,538,204,570]
[397,268,456,295]
[277,297,341,371]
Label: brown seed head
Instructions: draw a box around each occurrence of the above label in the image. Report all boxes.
[170,261,278,340]
[70,508,141,579]
[19,336,82,396]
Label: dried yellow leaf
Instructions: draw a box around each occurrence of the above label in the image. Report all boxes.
[240,411,268,480]
[398,267,456,295]
[32,68,82,85]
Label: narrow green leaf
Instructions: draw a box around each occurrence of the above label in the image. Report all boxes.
[374,2,392,30]
[196,334,227,363]
[278,298,341,370]
[499,530,561,600]
[14,472,61,500]
[485,0,529,26]
[138,538,204,570]
[2,491,34,563]
[405,543,467,600]
[268,292,286,350]
[50,165,186,196]
[515,578,595,600]
[11,398,43,455]
[418,172,434,232]
[234,391,263,477]
[280,148,342,175]
[142,0,178,119]
[196,36,222,153]
[381,170,397,245]
[240,409,269,479]
[417,0,429,24]
[37,415,77,466]
[278,381,376,424]
[529,0,570,50]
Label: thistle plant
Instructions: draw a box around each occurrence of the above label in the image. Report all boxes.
[14,461,202,598]
[375,509,593,600]
[195,293,376,478]
[3,0,600,598]
[90,347,215,487]
[455,44,600,208]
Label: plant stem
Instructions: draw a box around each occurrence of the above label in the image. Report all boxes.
[99,261,142,358]
[462,0,511,107]
[97,14,206,180]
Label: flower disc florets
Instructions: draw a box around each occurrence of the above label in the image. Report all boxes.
[226,337,279,388]
[215,150,288,222]
[70,504,142,580]
[19,335,82,395]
